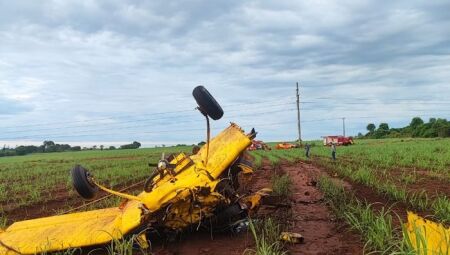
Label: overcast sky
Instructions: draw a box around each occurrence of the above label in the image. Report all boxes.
[1,0,449,147]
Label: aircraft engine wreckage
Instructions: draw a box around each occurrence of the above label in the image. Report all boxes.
[0,86,271,254]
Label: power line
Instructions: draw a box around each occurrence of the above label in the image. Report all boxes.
[7,100,447,136]
[0,97,295,131]
[5,94,449,130]
[2,113,447,142]
[1,101,296,135]
[300,107,450,113]
[2,89,449,143]
[2,107,448,140]
[1,119,301,141]
[2,95,448,131]
[1,108,298,140]
[306,97,450,104]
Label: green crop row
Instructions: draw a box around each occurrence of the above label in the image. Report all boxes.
[258,138,450,175]
[0,146,192,211]
[250,138,450,224]
[310,138,450,175]
[316,160,450,224]
[318,176,449,255]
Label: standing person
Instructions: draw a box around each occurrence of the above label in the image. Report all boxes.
[331,143,336,161]
[305,143,311,158]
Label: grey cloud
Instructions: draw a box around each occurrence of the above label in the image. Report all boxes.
[0,0,449,144]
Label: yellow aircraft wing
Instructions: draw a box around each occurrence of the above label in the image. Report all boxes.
[0,200,143,255]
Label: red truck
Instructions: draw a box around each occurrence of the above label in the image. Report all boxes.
[323,136,353,146]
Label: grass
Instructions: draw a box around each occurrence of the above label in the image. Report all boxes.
[249,138,449,226]
[0,146,192,211]
[106,237,135,255]
[353,165,377,186]
[0,214,7,229]
[318,176,398,253]
[271,174,292,197]
[431,196,450,224]
[1,138,448,254]
[245,218,287,255]
[282,145,448,224]
[318,175,450,255]
[266,153,281,167]
[259,138,450,175]
[249,139,450,254]
[324,159,447,223]
[344,203,395,252]
[251,151,264,169]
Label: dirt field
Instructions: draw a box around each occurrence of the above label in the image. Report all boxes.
[2,158,365,254]
[153,160,364,255]
[3,142,448,254]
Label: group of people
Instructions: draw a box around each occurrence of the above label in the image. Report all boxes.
[304,143,337,160]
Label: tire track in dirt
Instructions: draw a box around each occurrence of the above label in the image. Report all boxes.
[155,160,365,255]
[278,162,363,255]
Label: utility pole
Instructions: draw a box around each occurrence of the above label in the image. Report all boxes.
[342,117,346,137]
[296,82,302,144]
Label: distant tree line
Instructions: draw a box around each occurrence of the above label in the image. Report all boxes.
[362,117,450,139]
[0,140,142,157]
[119,141,141,149]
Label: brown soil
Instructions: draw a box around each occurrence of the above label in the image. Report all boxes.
[155,161,364,255]
[2,161,366,255]
[154,231,254,255]
[315,155,450,202]
[310,160,438,227]
[392,170,450,197]
[277,161,363,254]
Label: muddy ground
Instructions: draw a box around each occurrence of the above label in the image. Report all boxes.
[153,160,364,255]
[3,160,370,254]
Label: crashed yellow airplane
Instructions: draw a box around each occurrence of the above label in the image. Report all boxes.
[0,86,270,254]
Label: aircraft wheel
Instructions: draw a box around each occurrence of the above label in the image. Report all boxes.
[193,86,224,120]
[71,165,98,200]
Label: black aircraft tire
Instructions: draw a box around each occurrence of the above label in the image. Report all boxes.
[192,86,224,120]
[239,158,253,168]
[71,165,98,200]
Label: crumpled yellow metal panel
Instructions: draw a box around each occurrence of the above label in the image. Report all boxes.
[139,123,251,212]
[0,200,142,254]
[194,123,251,178]
[405,212,449,255]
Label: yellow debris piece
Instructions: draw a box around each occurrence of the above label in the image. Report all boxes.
[280,232,304,244]
[405,211,449,255]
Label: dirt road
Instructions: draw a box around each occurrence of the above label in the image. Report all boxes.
[279,161,363,254]
[160,161,363,254]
